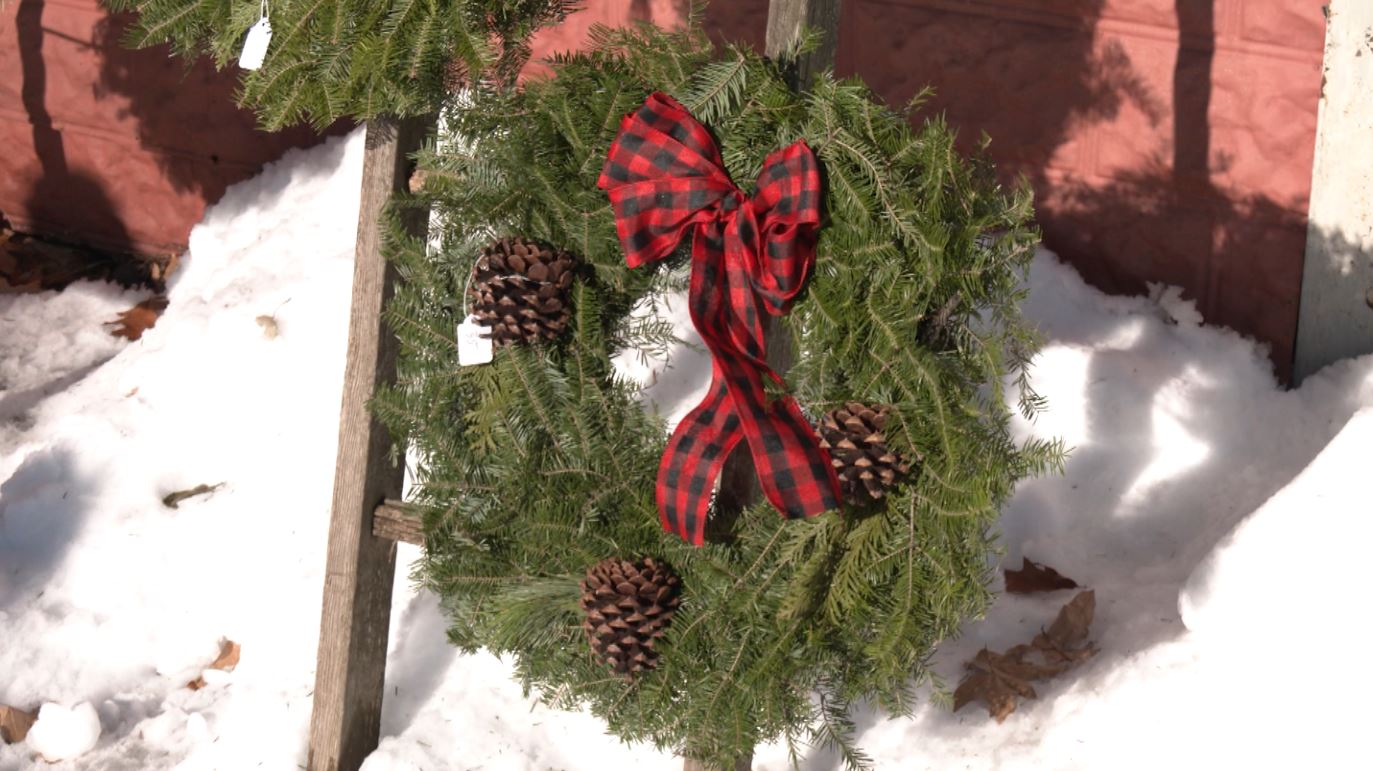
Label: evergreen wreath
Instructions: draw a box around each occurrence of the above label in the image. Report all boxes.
[377,19,1064,770]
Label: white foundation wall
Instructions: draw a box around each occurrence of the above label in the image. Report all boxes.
[1295,0,1373,381]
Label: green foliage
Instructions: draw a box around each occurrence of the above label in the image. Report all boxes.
[376,20,1064,770]
[105,0,577,128]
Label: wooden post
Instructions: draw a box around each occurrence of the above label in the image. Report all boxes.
[765,0,842,90]
[701,2,843,768]
[1292,0,1373,383]
[307,114,434,771]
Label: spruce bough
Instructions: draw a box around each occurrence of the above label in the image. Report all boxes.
[377,21,1064,770]
[107,0,576,128]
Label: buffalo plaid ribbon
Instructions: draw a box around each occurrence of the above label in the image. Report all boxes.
[598,92,842,545]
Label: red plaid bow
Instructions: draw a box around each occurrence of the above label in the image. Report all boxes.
[598,92,842,545]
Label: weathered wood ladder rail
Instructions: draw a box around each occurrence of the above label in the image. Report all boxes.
[306,2,840,770]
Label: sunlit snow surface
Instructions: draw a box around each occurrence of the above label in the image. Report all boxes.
[1,128,1369,770]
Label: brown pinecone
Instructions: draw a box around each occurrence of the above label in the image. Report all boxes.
[580,557,682,678]
[817,402,912,503]
[468,237,576,347]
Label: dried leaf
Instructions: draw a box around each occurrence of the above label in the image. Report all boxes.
[255,315,279,339]
[187,639,241,690]
[0,704,36,744]
[408,168,428,194]
[162,483,224,509]
[954,670,1021,723]
[107,296,169,341]
[1004,558,1079,594]
[210,640,241,672]
[983,646,1073,681]
[1043,589,1095,650]
[954,590,1098,723]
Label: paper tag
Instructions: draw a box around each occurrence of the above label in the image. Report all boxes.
[457,315,493,366]
[238,18,272,70]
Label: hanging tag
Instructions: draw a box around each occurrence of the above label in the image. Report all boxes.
[457,315,494,366]
[238,1,272,70]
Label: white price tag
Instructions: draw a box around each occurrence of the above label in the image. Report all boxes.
[238,17,272,70]
[457,315,494,366]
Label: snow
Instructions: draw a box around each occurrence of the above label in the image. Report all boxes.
[2,128,1371,770]
[24,703,101,762]
[1,129,363,770]
[0,282,147,459]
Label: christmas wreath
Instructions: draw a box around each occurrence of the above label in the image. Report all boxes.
[378,22,1062,770]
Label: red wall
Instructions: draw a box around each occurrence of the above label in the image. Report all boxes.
[2,0,1324,378]
[0,0,332,255]
[0,0,687,257]
[707,0,1325,380]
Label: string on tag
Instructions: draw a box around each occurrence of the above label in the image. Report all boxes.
[461,254,538,319]
[457,256,497,366]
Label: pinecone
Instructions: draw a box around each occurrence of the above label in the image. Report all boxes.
[468,236,576,347]
[580,557,682,678]
[817,402,913,504]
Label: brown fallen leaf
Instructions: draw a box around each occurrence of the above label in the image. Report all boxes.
[107,296,169,341]
[187,639,241,690]
[408,168,429,194]
[162,483,224,509]
[255,314,278,337]
[953,669,1023,723]
[1042,589,1096,651]
[953,648,1051,723]
[255,314,279,339]
[0,704,36,744]
[1004,558,1079,594]
[954,590,1098,723]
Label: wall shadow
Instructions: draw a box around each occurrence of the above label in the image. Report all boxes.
[709,0,1316,384]
[7,5,342,259]
[0,446,91,613]
[16,0,143,279]
[89,12,338,203]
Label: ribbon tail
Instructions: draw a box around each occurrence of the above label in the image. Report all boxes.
[655,377,743,545]
[751,394,844,518]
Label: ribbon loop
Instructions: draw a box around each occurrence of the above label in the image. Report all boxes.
[599,92,843,545]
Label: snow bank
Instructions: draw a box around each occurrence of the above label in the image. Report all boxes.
[24,703,100,762]
[1,128,364,770]
[1182,407,1373,641]
[3,127,1371,770]
[0,282,146,465]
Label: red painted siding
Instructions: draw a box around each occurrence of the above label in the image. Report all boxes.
[0,0,332,255]
[707,0,1325,380]
[1,0,1325,379]
[0,0,687,257]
